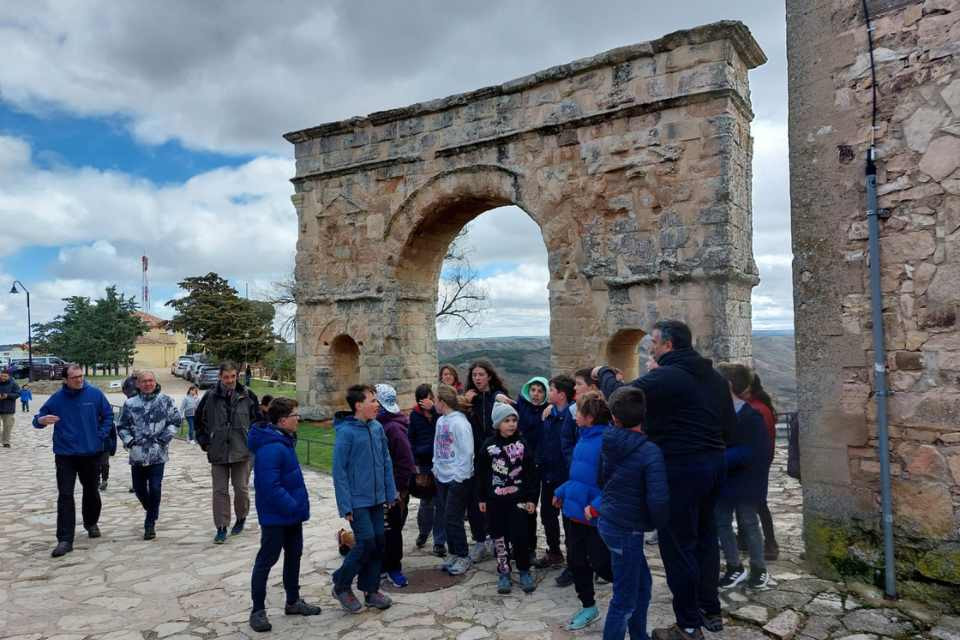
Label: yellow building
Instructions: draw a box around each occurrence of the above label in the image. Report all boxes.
[132,312,188,369]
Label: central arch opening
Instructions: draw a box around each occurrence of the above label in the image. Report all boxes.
[395,195,550,397]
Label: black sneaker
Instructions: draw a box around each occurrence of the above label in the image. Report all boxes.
[87,525,101,539]
[415,533,428,548]
[746,568,769,590]
[555,567,574,587]
[701,610,723,633]
[51,541,73,558]
[144,524,156,540]
[719,565,747,590]
[433,544,447,558]
[230,518,246,536]
[285,599,322,615]
[249,609,272,633]
[214,527,228,544]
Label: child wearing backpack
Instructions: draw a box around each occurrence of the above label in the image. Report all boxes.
[553,392,613,630]
[597,386,670,640]
[476,402,538,594]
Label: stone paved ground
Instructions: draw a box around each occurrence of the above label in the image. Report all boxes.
[2,402,958,640]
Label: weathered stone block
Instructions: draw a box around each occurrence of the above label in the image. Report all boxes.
[891,477,955,539]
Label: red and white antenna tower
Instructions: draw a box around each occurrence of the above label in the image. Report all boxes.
[141,254,150,311]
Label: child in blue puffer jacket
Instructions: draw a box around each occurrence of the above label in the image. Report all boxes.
[597,386,669,640]
[553,392,613,631]
[247,398,321,633]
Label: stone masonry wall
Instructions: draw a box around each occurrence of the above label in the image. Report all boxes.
[287,22,765,418]
[788,0,960,606]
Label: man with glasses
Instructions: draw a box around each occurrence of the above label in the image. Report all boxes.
[195,361,260,544]
[33,364,115,557]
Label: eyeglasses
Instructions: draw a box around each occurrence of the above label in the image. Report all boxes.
[67,375,83,380]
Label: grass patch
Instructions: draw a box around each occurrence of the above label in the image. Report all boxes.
[174,418,333,473]
[247,379,296,399]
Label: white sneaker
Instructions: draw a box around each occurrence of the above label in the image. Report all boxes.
[447,556,473,576]
[469,541,489,563]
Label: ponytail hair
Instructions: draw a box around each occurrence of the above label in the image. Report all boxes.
[750,373,776,416]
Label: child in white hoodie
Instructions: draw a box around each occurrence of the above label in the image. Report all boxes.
[432,384,475,576]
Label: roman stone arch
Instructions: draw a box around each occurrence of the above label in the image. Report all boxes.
[286,21,766,419]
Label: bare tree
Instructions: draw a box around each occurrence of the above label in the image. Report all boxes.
[436,229,488,328]
[265,275,297,341]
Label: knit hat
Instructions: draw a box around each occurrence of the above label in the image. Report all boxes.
[375,383,401,414]
[491,402,519,430]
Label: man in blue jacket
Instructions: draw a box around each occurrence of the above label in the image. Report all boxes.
[595,320,733,640]
[33,364,115,558]
[331,384,396,614]
[247,397,321,633]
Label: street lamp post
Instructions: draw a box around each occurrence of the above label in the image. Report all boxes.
[9,281,32,382]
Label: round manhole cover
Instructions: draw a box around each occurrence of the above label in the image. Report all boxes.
[382,567,468,594]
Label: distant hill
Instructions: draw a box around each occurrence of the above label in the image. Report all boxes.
[438,333,796,411]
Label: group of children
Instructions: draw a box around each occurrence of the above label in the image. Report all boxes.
[248,358,779,640]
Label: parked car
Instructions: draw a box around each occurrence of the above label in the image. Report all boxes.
[197,365,220,389]
[172,356,195,377]
[9,356,67,380]
[186,361,207,382]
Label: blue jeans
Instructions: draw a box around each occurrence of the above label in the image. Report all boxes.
[185,416,195,440]
[131,463,165,526]
[333,505,385,593]
[599,520,651,640]
[716,499,765,572]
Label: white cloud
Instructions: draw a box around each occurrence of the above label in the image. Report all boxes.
[0,135,296,342]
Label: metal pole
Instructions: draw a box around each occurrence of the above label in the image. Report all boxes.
[866,149,896,599]
[26,289,32,383]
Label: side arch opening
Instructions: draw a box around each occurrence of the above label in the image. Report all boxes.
[605,329,647,382]
[330,334,360,409]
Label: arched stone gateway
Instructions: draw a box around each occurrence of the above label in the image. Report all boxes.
[286,21,766,418]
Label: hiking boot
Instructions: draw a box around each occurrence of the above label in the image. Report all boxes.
[555,567,574,588]
[719,565,747,590]
[99,480,108,491]
[364,591,392,610]
[51,541,73,558]
[652,625,704,640]
[433,543,447,558]
[284,599,321,615]
[764,543,780,562]
[534,550,564,568]
[332,585,362,613]
[446,555,472,576]
[230,518,246,536]
[700,610,723,633]
[87,525,101,538]
[746,568,769,590]
[469,540,489,563]
[497,573,512,594]
[386,570,408,588]
[144,524,156,540]
[248,609,271,633]
[213,527,228,544]
[415,533,429,548]
[567,606,600,631]
[518,570,536,593]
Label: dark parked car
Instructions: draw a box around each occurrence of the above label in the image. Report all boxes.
[8,356,66,380]
[197,365,220,389]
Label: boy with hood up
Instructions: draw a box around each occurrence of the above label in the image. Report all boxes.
[331,384,396,614]
[246,398,321,633]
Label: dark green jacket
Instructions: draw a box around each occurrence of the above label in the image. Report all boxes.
[195,382,259,464]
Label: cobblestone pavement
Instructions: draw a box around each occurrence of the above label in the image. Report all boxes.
[2,404,957,640]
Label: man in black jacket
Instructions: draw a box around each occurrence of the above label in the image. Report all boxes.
[594,320,734,640]
[0,369,21,448]
[195,362,259,544]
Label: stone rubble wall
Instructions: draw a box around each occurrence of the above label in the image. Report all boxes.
[788,0,960,605]
[287,22,765,418]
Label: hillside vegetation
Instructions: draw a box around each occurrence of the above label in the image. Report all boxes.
[438,333,796,411]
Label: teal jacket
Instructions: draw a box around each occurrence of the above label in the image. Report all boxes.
[332,412,397,518]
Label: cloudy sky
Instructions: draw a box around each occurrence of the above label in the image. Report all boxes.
[0,1,792,344]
